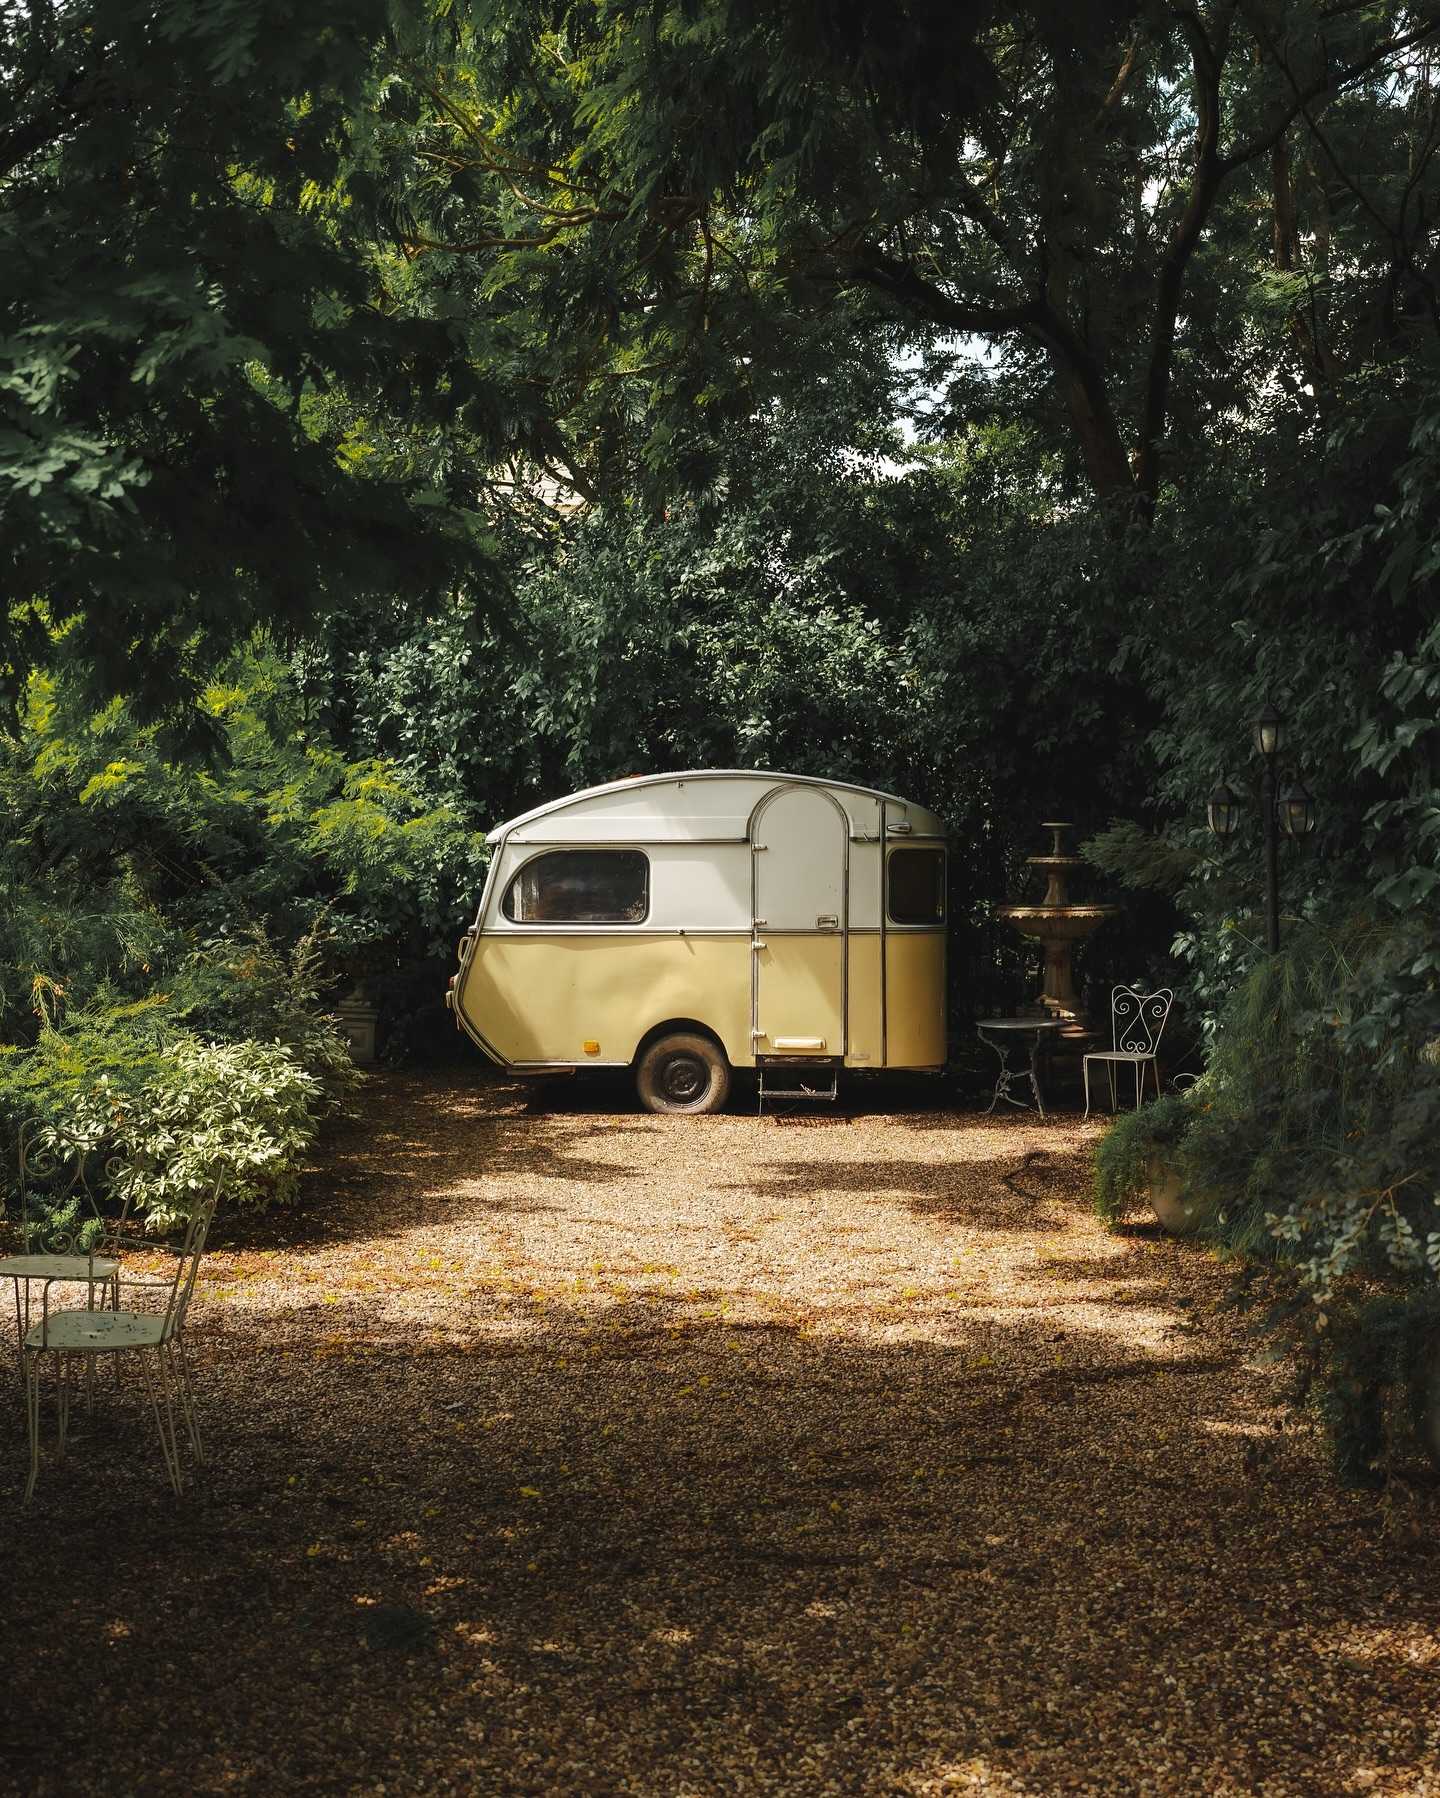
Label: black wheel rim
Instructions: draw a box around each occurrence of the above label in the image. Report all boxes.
[660,1052,708,1104]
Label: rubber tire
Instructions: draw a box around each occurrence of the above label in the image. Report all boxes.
[635,1033,732,1115]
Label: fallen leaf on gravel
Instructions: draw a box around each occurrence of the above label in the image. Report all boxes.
[5,1070,1436,1798]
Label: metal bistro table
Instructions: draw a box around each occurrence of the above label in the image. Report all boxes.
[976,1015,1067,1118]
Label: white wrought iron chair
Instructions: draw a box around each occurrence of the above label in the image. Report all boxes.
[1082,985,1174,1120]
[22,1185,219,1503]
[1,1120,128,1365]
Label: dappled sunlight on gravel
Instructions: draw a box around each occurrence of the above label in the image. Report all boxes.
[2,1070,1437,1796]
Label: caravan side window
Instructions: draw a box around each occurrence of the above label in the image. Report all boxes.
[502,850,649,925]
[887,848,946,924]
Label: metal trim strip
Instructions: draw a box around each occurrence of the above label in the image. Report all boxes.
[467,926,939,939]
[488,767,948,842]
[475,927,755,939]
[508,1060,623,1071]
[503,835,752,848]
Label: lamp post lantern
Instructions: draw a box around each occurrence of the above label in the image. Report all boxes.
[1207,704,1316,953]
[1206,778,1240,840]
[1279,778,1317,841]
[1253,701,1284,760]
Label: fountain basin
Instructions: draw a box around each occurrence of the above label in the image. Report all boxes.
[997,904,1119,945]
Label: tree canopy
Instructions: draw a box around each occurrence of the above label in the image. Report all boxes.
[0,0,487,714]
[383,0,1440,507]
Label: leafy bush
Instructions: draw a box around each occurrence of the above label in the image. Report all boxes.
[1316,1291,1440,1487]
[71,1037,326,1228]
[0,939,353,1229]
[1172,920,1440,1297]
[0,999,174,1179]
[1092,1091,1196,1222]
[168,919,361,1106]
[1089,918,1440,1476]
[0,656,490,1063]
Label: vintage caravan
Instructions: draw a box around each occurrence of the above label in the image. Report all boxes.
[447,771,948,1111]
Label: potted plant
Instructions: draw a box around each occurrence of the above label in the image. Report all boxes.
[1092,1089,1216,1234]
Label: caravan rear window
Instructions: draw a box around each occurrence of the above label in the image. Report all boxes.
[502,850,649,925]
[888,848,946,924]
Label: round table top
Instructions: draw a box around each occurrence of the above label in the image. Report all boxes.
[0,1253,119,1279]
[976,1016,1067,1032]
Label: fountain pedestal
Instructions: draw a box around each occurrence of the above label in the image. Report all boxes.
[996,823,1117,1039]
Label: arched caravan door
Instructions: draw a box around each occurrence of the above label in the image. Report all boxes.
[750,785,847,1057]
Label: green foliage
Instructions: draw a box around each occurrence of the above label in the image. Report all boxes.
[1083,824,1201,897]
[0,1001,174,1154]
[378,0,1440,522]
[1316,1291,1440,1488]
[71,1038,327,1227]
[1091,1091,1195,1223]
[0,0,493,718]
[0,652,490,1055]
[167,922,361,1107]
[1149,922,1440,1293]
[0,916,355,1233]
[0,644,490,1227]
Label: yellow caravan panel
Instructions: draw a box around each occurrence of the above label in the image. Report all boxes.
[752,934,845,1056]
[846,935,882,1065]
[463,934,752,1067]
[885,932,947,1068]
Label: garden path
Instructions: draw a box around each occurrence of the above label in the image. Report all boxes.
[2,1072,1437,1796]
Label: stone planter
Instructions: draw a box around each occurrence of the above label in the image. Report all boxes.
[335,987,379,1065]
[1147,1163,1215,1236]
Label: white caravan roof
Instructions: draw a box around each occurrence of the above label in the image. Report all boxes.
[487,770,947,846]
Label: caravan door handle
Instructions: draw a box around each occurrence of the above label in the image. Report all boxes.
[816,914,839,930]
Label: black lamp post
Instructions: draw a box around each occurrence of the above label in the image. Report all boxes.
[1207,704,1316,951]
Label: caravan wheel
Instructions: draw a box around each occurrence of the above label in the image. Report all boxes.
[635,1033,732,1115]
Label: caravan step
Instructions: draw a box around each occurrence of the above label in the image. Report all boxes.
[757,1059,841,1113]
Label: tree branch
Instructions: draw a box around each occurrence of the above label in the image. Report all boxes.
[846,247,1041,337]
[1222,16,1440,174]
[0,60,104,186]
[1134,3,1236,501]
[1098,36,1147,123]
[849,247,1137,501]
[954,172,1033,280]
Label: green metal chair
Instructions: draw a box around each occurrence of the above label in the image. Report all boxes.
[1,1120,127,1366]
[22,1184,219,1504]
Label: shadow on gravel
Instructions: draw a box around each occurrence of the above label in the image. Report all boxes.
[723,1156,1093,1241]
[5,1073,1436,1796]
[3,1281,1437,1797]
[523,1068,977,1120]
[228,1077,657,1250]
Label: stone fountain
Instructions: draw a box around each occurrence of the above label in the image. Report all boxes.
[997,822,1118,1035]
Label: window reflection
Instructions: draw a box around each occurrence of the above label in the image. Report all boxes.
[502,850,650,924]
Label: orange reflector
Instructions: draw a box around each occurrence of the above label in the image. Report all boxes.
[582,1040,600,1054]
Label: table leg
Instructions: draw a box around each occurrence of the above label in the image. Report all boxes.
[980,1030,1043,1114]
[1029,1032,1047,1118]
[980,1031,1012,1114]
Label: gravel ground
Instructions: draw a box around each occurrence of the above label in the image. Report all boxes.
[2,1070,1438,1797]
